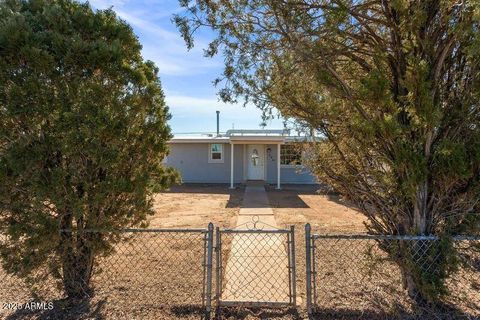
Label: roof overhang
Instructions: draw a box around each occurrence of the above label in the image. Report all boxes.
[229,136,286,144]
[169,138,230,144]
[168,135,317,144]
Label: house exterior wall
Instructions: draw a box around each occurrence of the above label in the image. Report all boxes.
[167,143,244,183]
[265,144,317,184]
[167,142,317,184]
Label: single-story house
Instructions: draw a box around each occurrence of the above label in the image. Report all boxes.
[165,125,317,189]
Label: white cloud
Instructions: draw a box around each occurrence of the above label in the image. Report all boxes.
[166,95,284,132]
[84,1,284,132]
[87,0,219,76]
[114,9,180,41]
[141,46,222,76]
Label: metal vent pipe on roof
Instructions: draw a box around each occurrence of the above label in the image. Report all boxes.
[216,110,220,136]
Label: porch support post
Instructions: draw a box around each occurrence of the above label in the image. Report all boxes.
[230,143,234,189]
[276,143,281,189]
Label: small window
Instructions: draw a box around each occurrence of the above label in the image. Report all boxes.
[281,144,302,166]
[209,143,224,163]
[251,149,259,166]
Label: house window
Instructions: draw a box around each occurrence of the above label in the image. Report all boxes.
[280,144,302,166]
[209,143,224,163]
[251,148,259,166]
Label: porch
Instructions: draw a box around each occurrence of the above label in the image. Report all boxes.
[228,134,285,189]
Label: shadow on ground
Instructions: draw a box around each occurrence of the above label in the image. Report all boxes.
[215,307,302,319]
[265,184,359,210]
[166,183,357,211]
[5,300,212,319]
[311,302,477,320]
[166,183,245,208]
[265,184,315,209]
[170,304,208,318]
[167,183,245,195]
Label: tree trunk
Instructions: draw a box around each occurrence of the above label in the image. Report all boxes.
[402,266,420,300]
[398,241,430,304]
[406,129,433,300]
[61,233,95,299]
[60,215,95,299]
[398,183,430,303]
[413,183,428,235]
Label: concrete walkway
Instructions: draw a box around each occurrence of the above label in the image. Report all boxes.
[222,182,290,303]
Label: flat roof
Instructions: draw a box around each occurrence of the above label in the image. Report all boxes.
[169,130,318,144]
[169,137,230,143]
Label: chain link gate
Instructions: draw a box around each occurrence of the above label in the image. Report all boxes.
[214,221,296,308]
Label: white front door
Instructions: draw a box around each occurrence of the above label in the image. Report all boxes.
[247,144,265,180]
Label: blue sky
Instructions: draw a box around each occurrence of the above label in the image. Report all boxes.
[86,0,284,134]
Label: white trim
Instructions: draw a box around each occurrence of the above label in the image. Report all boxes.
[171,138,229,143]
[208,143,224,163]
[226,129,289,136]
[168,134,316,144]
[230,143,234,188]
[230,136,285,141]
[229,137,285,144]
[243,144,247,181]
[276,143,281,189]
[263,145,268,181]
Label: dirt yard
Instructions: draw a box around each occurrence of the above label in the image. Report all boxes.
[149,183,366,233]
[1,183,364,320]
[265,184,366,233]
[2,184,475,320]
[149,184,245,229]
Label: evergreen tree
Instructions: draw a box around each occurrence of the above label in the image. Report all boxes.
[0,0,177,298]
[176,0,480,302]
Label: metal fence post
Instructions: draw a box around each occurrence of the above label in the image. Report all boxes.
[202,230,208,309]
[290,225,297,306]
[215,226,221,308]
[205,223,214,319]
[287,231,293,304]
[305,223,313,316]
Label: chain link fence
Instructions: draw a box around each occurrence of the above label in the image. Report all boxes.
[0,226,214,319]
[2,223,479,319]
[305,224,480,319]
[215,227,296,307]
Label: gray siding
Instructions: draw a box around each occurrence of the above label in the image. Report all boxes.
[167,142,317,184]
[265,144,278,182]
[167,143,244,183]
